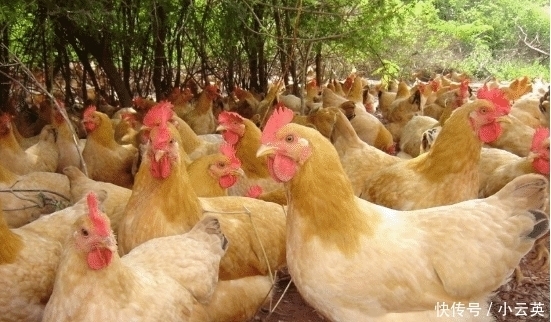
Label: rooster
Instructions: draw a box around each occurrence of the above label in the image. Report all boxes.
[82,105,139,189]
[256,105,549,321]
[360,86,511,210]
[42,192,228,322]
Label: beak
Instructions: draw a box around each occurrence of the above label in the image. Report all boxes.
[256,144,276,158]
[496,115,512,124]
[154,150,166,162]
[216,125,226,132]
[233,167,245,177]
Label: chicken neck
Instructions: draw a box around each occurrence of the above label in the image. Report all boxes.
[0,214,23,264]
[237,121,271,179]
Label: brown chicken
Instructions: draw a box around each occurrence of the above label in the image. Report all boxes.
[182,84,220,135]
[0,194,105,322]
[118,101,286,279]
[187,143,244,197]
[329,104,402,195]
[50,106,86,173]
[43,192,228,322]
[217,111,283,196]
[0,163,70,228]
[82,105,139,188]
[360,86,511,210]
[63,165,131,233]
[0,113,59,175]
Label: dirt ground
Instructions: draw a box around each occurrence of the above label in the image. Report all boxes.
[253,235,550,322]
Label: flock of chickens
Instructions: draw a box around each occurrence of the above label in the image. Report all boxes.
[0,70,549,322]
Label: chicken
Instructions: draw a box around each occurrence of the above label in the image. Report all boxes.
[0,194,104,322]
[0,163,70,228]
[399,115,439,158]
[479,127,549,198]
[291,106,339,140]
[187,143,244,197]
[63,165,131,233]
[384,84,429,142]
[217,110,283,196]
[50,106,86,173]
[82,105,139,188]
[509,91,547,128]
[42,192,228,322]
[182,84,220,135]
[328,104,401,195]
[423,80,470,124]
[257,80,284,128]
[256,106,549,321]
[171,113,221,161]
[378,80,408,119]
[0,113,59,175]
[168,86,195,119]
[323,87,395,153]
[118,101,286,281]
[486,114,535,157]
[113,112,142,148]
[231,86,261,119]
[360,86,511,210]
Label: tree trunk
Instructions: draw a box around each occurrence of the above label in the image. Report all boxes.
[0,22,11,113]
[152,3,168,100]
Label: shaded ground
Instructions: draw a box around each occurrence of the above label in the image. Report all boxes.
[254,235,550,322]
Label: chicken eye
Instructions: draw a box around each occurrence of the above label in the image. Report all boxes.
[169,139,175,144]
[480,108,487,114]
[81,228,89,237]
[285,135,294,143]
[217,162,225,168]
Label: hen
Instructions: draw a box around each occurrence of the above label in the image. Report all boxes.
[0,194,103,322]
[360,86,511,210]
[0,163,70,228]
[323,87,395,153]
[63,166,131,233]
[0,113,59,175]
[256,106,549,322]
[217,110,283,196]
[118,102,286,275]
[182,84,220,135]
[82,105,139,188]
[42,192,228,322]
[187,143,244,197]
[328,104,402,196]
[50,105,86,173]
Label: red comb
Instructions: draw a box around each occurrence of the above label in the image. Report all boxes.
[218,111,244,125]
[220,142,241,168]
[261,104,294,144]
[308,79,317,87]
[430,80,440,92]
[143,101,173,128]
[83,105,97,119]
[86,192,109,237]
[459,80,469,98]
[476,85,510,114]
[531,127,550,152]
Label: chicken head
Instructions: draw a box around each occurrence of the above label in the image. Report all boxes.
[469,86,511,143]
[217,111,246,145]
[211,143,243,189]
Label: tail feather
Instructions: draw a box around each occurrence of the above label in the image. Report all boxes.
[527,209,549,239]
[191,215,229,252]
[492,173,549,211]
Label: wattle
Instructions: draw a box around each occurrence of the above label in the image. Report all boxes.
[267,155,297,183]
[150,154,171,179]
[223,131,239,145]
[478,122,502,143]
[533,158,550,175]
[87,247,113,270]
[219,174,237,188]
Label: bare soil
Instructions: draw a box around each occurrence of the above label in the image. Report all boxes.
[254,235,550,322]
